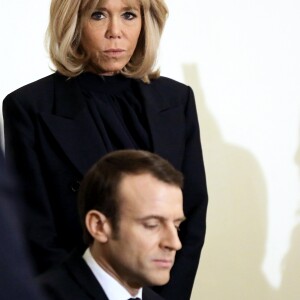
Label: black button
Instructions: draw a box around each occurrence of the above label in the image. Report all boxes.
[70,180,81,192]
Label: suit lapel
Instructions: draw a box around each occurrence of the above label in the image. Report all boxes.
[65,252,109,300]
[142,287,164,300]
[40,73,107,175]
[64,253,160,300]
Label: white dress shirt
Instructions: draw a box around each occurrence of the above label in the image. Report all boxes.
[83,248,143,300]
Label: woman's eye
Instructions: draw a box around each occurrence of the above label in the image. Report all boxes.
[122,12,137,20]
[91,11,105,20]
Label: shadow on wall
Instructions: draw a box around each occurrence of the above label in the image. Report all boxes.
[274,138,300,300]
[183,64,275,300]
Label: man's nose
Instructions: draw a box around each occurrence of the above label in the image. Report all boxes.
[161,225,182,251]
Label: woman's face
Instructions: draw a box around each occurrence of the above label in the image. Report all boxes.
[81,0,142,75]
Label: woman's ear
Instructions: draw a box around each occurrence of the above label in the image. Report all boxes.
[85,210,111,243]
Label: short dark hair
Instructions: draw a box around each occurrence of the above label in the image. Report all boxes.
[78,149,183,245]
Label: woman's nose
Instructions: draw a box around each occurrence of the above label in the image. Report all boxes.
[106,18,121,39]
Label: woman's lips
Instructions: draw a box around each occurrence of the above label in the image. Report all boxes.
[104,49,125,57]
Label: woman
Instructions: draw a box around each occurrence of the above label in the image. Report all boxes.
[3,0,208,299]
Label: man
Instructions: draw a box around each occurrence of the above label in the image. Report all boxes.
[38,149,185,300]
[0,142,46,299]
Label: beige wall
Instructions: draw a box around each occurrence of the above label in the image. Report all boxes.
[161,1,300,299]
[1,1,300,299]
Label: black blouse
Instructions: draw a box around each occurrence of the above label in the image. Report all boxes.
[77,72,152,152]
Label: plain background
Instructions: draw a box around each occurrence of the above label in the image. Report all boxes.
[0,1,300,299]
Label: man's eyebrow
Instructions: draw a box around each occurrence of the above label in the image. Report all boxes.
[138,215,186,223]
[138,215,165,221]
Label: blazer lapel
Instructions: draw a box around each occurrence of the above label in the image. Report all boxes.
[137,80,185,169]
[40,73,107,175]
[40,75,185,174]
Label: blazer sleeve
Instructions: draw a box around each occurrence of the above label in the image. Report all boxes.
[154,86,208,300]
[2,93,68,273]
[0,145,47,300]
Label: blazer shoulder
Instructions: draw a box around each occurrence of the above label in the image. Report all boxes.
[147,76,193,101]
[137,76,194,110]
[3,73,61,111]
[6,74,55,97]
[150,76,190,91]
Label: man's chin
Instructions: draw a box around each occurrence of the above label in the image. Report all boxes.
[148,273,170,286]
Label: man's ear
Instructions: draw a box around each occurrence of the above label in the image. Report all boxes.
[85,210,111,243]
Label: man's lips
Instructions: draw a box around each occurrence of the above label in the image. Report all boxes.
[152,259,174,268]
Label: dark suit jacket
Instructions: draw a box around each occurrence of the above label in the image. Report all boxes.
[38,251,165,300]
[0,145,45,300]
[3,72,208,300]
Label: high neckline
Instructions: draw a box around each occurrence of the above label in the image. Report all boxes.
[77,72,132,95]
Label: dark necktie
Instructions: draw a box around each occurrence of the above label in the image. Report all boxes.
[128,298,141,300]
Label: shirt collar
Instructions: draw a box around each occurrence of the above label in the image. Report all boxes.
[83,248,143,300]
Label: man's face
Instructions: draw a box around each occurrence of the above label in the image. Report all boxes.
[100,173,184,290]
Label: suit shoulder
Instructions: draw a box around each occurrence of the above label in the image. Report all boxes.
[37,264,69,287]
[37,265,84,300]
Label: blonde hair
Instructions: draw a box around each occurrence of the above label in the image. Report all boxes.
[46,0,168,83]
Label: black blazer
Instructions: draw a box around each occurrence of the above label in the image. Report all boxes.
[38,251,164,300]
[3,72,208,300]
[0,145,46,300]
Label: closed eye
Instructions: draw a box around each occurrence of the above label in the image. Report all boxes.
[175,225,181,232]
[143,223,159,230]
[175,219,185,232]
